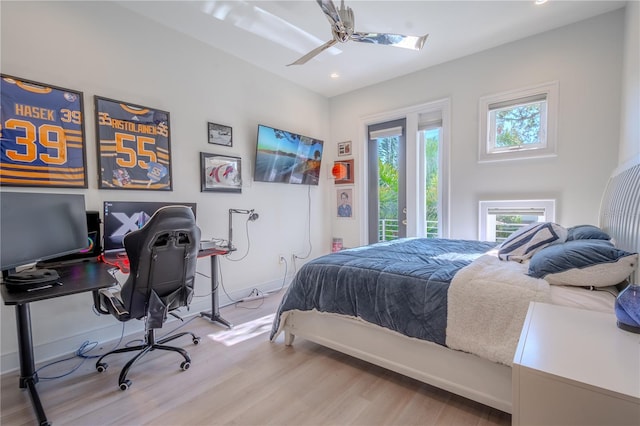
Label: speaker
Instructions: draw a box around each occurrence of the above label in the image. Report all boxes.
[38,211,102,266]
[84,211,102,258]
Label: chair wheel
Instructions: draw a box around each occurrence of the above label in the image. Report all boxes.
[119,380,132,391]
[193,337,201,345]
[180,361,190,370]
[96,362,108,373]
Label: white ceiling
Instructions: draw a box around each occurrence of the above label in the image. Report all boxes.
[117,0,626,98]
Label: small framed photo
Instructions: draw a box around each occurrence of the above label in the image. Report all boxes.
[337,187,354,219]
[337,141,352,157]
[334,159,354,185]
[208,122,232,147]
[200,152,242,193]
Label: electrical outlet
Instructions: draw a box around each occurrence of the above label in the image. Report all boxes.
[278,254,286,264]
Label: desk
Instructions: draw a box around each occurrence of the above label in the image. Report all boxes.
[1,261,116,426]
[197,246,234,328]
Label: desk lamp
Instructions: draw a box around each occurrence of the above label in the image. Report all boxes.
[228,208,259,250]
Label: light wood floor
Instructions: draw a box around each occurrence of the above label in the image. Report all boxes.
[1,292,511,425]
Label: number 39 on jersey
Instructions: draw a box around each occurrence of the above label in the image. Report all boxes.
[0,75,87,188]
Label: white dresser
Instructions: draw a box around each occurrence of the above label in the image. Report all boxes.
[512,302,640,425]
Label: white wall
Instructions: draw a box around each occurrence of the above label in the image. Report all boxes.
[328,9,625,246]
[1,2,634,374]
[619,1,640,166]
[0,1,330,372]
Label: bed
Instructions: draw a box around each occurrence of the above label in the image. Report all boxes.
[270,161,640,414]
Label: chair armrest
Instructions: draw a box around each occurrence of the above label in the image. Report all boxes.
[92,289,110,315]
[94,287,130,321]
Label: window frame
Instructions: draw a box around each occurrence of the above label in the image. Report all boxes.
[479,81,558,163]
[478,199,556,242]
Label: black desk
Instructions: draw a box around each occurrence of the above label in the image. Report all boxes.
[197,247,234,328]
[1,261,116,426]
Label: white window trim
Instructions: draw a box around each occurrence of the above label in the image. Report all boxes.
[478,81,558,163]
[358,98,451,245]
[479,199,556,241]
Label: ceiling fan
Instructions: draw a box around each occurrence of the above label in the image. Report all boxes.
[288,0,428,66]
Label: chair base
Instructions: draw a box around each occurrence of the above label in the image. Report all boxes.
[96,328,200,390]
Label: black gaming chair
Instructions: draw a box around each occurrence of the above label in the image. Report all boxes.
[93,205,202,390]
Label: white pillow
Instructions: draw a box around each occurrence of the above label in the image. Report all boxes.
[528,240,638,287]
[498,222,567,262]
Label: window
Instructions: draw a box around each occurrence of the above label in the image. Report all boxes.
[479,199,556,242]
[361,98,450,246]
[479,81,558,163]
[419,112,441,238]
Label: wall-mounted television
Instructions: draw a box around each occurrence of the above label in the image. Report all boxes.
[254,124,323,185]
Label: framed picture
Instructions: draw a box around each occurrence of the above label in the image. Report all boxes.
[334,159,354,185]
[337,140,352,157]
[95,96,172,190]
[0,74,88,188]
[201,152,242,193]
[208,122,232,147]
[337,187,354,219]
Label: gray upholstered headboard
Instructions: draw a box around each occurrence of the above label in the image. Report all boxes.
[599,160,640,283]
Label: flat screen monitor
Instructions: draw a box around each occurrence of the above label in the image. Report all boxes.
[254,124,323,185]
[103,201,197,255]
[0,192,88,271]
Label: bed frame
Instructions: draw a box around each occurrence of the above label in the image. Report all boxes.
[280,160,640,414]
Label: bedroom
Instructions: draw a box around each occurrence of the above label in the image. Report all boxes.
[1,0,638,424]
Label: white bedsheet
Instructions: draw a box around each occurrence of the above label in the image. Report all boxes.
[446,253,618,366]
[549,283,617,312]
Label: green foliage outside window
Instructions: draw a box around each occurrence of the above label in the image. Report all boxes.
[495,103,542,148]
[377,132,440,241]
[495,215,523,242]
[425,131,439,238]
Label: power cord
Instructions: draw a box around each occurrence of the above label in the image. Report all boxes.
[235,294,265,310]
[293,184,313,261]
[194,256,259,306]
[226,217,255,262]
[194,270,213,298]
[35,322,126,380]
[272,256,289,294]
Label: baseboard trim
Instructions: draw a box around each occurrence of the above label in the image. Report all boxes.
[0,277,291,375]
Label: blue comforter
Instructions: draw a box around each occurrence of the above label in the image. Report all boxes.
[270,238,497,346]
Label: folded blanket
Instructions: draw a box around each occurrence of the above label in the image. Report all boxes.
[446,254,550,366]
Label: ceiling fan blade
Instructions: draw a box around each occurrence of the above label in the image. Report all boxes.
[287,39,338,66]
[351,32,428,51]
[316,0,342,30]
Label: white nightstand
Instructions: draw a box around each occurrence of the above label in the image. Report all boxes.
[513,302,640,426]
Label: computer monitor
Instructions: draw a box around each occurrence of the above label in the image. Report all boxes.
[0,192,88,272]
[103,201,197,255]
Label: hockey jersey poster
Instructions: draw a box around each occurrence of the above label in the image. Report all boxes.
[95,96,172,190]
[0,75,87,188]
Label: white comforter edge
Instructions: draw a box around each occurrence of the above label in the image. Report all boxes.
[445,254,551,366]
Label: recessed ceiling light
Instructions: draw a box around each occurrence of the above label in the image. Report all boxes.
[330,73,340,79]
[535,0,548,5]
